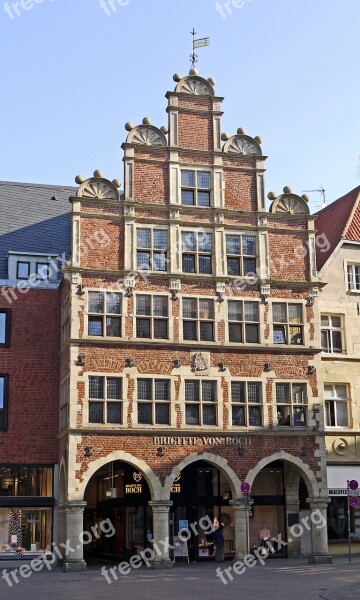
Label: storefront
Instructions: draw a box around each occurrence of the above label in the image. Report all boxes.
[0,465,54,557]
[327,466,360,550]
[83,461,152,561]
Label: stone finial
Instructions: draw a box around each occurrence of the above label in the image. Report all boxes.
[267,191,277,200]
[93,170,103,178]
[142,117,152,125]
[237,127,246,135]
[301,194,310,202]
[75,175,85,184]
[173,73,182,82]
[254,136,263,144]
[283,186,292,194]
[189,68,199,76]
[207,77,216,86]
[112,179,121,189]
[221,132,230,141]
[160,125,169,134]
[125,122,135,131]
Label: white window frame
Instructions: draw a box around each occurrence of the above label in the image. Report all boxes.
[324,384,349,428]
[227,300,260,344]
[321,315,344,354]
[346,263,360,293]
[180,168,212,207]
[135,226,169,272]
[134,294,169,340]
[225,232,257,277]
[181,229,214,275]
[136,378,171,426]
[87,375,123,425]
[231,381,263,427]
[272,302,304,345]
[275,382,308,427]
[182,296,215,342]
[86,290,122,338]
[184,379,218,427]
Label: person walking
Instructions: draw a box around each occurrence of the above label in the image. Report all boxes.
[213,523,225,562]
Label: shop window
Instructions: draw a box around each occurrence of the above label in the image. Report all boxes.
[228,300,259,343]
[88,291,122,337]
[88,376,122,424]
[231,381,262,426]
[226,234,257,276]
[136,228,168,272]
[181,170,211,207]
[328,497,357,540]
[0,376,8,431]
[185,380,217,426]
[135,295,168,339]
[273,302,303,345]
[347,264,360,292]
[0,466,53,497]
[324,384,349,427]
[0,508,52,553]
[0,310,10,347]
[321,315,343,353]
[181,231,213,274]
[183,297,215,341]
[276,382,307,427]
[137,379,170,425]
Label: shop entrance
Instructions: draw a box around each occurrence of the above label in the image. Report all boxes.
[83,461,152,561]
[170,460,235,561]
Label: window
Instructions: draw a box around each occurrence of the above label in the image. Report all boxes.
[0,466,53,497]
[347,264,360,292]
[137,379,170,425]
[136,228,168,272]
[226,234,257,276]
[231,382,262,426]
[181,170,211,207]
[181,231,213,274]
[185,380,217,425]
[36,262,50,281]
[88,376,122,424]
[228,301,259,343]
[88,291,122,337]
[183,298,214,341]
[276,383,307,427]
[0,310,10,347]
[0,375,8,431]
[273,303,303,345]
[136,295,168,339]
[324,384,349,427]
[321,315,343,353]
[16,261,29,279]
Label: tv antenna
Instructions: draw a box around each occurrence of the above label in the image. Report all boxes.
[302,186,326,208]
[190,29,210,69]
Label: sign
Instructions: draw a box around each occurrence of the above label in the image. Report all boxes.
[171,473,181,494]
[125,472,143,494]
[350,497,360,508]
[241,482,251,494]
[153,436,251,447]
[349,480,359,491]
[172,536,189,563]
[179,520,188,530]
[329,488,360,497]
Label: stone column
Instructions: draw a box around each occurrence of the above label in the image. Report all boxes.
[230,499,248,559]
[57,504,67,562]
[286,500,301,558]
[148,501,173,569]
[63,501,87,572]
[307,497,332,564]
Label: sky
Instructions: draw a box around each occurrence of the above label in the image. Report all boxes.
[0,0,359,212]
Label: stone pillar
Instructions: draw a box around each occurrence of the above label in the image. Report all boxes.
[63,501,87,572]
[307,498,332,564]
[148,501,173,569]
[286,500,301,558]
[230,499,248,559]
[57,504,67,562]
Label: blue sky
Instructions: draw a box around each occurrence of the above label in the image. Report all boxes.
[0,0,359,212]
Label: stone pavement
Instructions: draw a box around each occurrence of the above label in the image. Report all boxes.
[0,555,359,600]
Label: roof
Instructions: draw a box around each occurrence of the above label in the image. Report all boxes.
[0,181,74,279]
[315,185,360,271]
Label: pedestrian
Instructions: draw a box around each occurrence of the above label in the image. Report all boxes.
[213,523,225,562]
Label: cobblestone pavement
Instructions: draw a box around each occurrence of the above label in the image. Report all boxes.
[0,556,359,600]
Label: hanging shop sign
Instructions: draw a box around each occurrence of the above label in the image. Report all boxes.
[153,436,251,447]
[125,472,143,494]
[171,473,181,494]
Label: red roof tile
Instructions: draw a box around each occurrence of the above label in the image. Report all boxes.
[315,186,360,270]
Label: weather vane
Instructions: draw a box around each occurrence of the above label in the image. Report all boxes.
[190,28,210,69]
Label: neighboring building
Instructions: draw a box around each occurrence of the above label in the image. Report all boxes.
[316,186,360,554]
[0,181,73,557]
[57,69,332,570]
